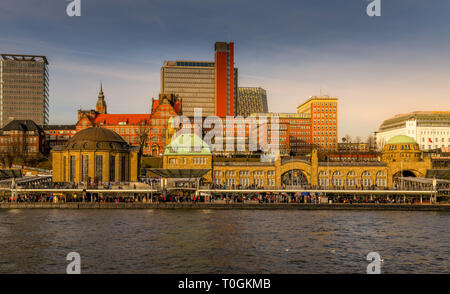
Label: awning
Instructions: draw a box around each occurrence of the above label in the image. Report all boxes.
[146,169,211,178]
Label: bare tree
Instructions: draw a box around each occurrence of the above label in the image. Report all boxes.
[342,134,352,143]
[366,134,377,151]
[137,121,151,157]
[354,136,362,143]
[0,133,29,168]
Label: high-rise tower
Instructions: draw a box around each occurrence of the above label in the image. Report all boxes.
[0,54,49,127]
[214,42,235,117]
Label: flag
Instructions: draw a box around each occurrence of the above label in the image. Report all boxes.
[428,138,433,143]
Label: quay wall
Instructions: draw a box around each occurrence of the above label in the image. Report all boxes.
[1,203,449,211]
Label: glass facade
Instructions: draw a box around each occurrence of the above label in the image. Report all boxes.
[70,156,76,182]
[121,156,126,181]
[95,155,103,182]
[109,155,115,182]
[82,155,89,182]
[161,61,215,116]
[237,87,268,117]
[0,55,49,127]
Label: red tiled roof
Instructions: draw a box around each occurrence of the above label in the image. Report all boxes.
[94,114,150,125]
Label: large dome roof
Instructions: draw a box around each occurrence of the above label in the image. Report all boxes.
[386,135,417,145]
[66,127,128,151]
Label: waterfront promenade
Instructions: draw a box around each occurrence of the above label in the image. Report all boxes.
[1,202,449,211]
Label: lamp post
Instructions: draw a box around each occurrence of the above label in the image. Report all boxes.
[400,159,403,190]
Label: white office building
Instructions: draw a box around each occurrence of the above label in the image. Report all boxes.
[376,111,450,151]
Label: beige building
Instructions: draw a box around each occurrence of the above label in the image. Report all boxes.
[297,95,338,151]
[158,134,432,189]
[376,111,450,151]
[52,127,139,183]
[161,61,216,116]
[0,54,49,127]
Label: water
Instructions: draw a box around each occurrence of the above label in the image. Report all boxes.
[0,209,448,274]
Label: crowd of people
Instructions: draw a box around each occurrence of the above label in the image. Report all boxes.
[0,191,432,204]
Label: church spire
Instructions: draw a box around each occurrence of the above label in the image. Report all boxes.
[96,81,107,114]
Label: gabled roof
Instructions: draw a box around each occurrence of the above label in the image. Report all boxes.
[1,120,43,133]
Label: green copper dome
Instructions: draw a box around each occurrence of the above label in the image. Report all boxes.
[164,133,211,155]
[386,135,417,145]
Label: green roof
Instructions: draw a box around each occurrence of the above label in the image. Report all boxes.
[164,133,211,155]
[386,135,417,145]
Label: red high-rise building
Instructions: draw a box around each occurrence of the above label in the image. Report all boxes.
[214,42,236,117]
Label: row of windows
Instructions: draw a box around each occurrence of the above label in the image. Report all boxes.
[419,130,450,135]
[421,137,450,142]
[314,113,337,118]
[422,144,450,149]
[214,170,275,177]
[313,120,337,125]
[0,146,37,152]
[168,157,207,165]
[312,102,337,107]
[214,178,276,187]
[67,154,127,182]
[319,178,385,187]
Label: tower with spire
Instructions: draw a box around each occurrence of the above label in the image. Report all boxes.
[96,81,107,114]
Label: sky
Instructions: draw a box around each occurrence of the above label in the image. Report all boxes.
[0,0,449,139]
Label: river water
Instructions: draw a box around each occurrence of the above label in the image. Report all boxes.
[0,209,448,274]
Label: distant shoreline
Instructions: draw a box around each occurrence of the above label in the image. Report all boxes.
[1,203,449,211]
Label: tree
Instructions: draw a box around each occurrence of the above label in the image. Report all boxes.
[366,134,377,151]
[137,121,151,157]
[355,136,363,143]
[342,134,352,143]
[0,133,29,168]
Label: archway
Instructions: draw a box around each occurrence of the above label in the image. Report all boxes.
[393,170,417,179]
[281,170,308,186]
[393,170,417,189]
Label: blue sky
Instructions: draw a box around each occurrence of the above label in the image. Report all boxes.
[1,0,449,138]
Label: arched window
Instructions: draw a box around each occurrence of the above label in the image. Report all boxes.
[347,171,357,186]
[332,171,343,186]
[376,171,387,187]
[318,171,329,187]
[361,171,372,187]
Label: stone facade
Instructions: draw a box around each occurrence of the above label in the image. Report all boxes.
[52,127,139,183]
[161,135,433,189]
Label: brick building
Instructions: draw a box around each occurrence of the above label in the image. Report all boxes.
[76,85,181,156]
[297,96,338,152]
[0,120,45,157]
[43,125,76,150]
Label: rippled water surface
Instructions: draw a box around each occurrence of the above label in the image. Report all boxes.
[0,209,448,273]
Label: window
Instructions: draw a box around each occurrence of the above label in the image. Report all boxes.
[70,156,76,182]
[109,155,115,182]
[95,155,103,182]
[63,156,66,181]
[82,155,89,182]
[121,156,126,181]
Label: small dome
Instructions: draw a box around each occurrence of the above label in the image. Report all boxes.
[164,133,211,155]
[66,127,128,151]
[386,135,417,145]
